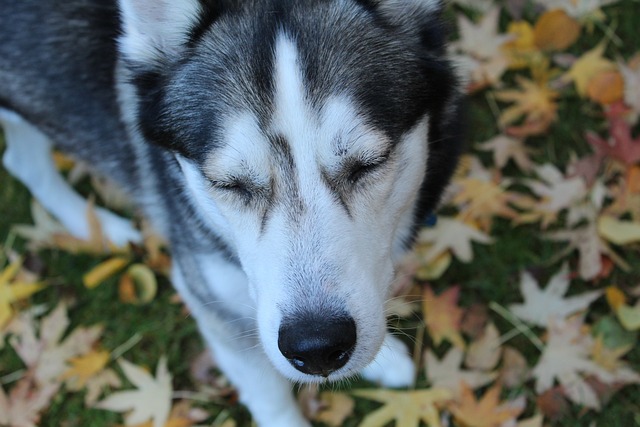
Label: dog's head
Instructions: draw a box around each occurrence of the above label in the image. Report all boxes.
[119,0,463,382]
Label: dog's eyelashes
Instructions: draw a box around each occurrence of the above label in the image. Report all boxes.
[209,179,254,201]
[347,155,389,184]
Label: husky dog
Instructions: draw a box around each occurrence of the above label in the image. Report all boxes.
[0,0,463,424]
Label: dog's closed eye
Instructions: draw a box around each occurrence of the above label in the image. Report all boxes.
[346,151,390,184]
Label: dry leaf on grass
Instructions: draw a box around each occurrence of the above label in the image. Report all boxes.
[519,163,588,227]
[423,286,466,349]
[532,315,614,409]
[0,375,60,427]
[499,346,531,388]
[495,72,559,136]
[508,264,602,327]
[416,217,493,264]
[424,348,497,397]
[476,134,534,172]
[449,382,525,427]
[533,9,581,51]
[0,258,45,329]
[96,357,173,427]
[619,56,640,115]
[352,388,452,427]
[464,322,502,371]
[561,42,615,97]
[535,0,621,20]
[9,303,104,386]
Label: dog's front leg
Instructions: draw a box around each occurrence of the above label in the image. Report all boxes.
[171,257,310,427]
[205,334,311,427]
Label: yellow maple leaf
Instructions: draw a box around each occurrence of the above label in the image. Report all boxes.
[423,286,465,349]
[60,350,110,390]
[453,177,522,231]
[503,20,539,70]
[353,388,452,427]
[562,42,615,96]
[0,258,46,328]
[450,383,524,427]
[495,71,559,136]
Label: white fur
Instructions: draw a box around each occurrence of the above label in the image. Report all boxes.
[175,33,428,385]
[0,109,141,246]
[118,0,202,63]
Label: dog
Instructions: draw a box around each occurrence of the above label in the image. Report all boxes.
[0,0,463,425]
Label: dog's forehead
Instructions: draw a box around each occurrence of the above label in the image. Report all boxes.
[205,33,388,175]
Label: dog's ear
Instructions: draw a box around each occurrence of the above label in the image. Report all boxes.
[117,0,204,65]
[370,0,447,53]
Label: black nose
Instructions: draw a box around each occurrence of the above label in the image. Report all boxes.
[278,313,357,377]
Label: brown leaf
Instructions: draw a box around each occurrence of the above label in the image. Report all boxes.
[460,303,489,339]
[533,9,581,51]
[586,70,624,105]
[499,346,531,389]
[536,386,570,421]
[450,382,524,427]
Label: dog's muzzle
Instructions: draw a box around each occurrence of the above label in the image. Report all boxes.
[277,312,356,377]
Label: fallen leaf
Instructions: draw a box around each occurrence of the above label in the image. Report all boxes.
[586,70,624,104]
[544,222,627,280]
[535,386,570,421]
[562,42,615,97]
[535,0,621,20]
[597,215,640,245]
[0,375,60,427]
[83,256,130,289]
[60,349,111,390]
[476,134,535,172]
[0,258,46,328]
[452,7,514,61]
[532,316,614,409]
[352,388,452,427]
[449,382,524,427]
[508,264,602,327]
[423,286,465,349]
[519,163,588,227]
[517,414,544,427]
[416,217,493,264]
[534,9,581,51]
[591,336,640,384]
[118,264,158,305]
[503,20,540,70]
[452,176,523,230]
[495,73,559,136]
[10,303,104,386]
[314,392,355,427]
[586,118,640,166]
[619,56,640,115]
[424,348,497,397]
[499,346,531,388]
[464,322,502,371]
[97,357,172,427]
[460,303,489,339]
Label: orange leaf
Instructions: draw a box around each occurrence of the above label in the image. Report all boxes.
[587,70,624,104]
[450,383,524,427]
[534,9,581,51]
[423,286,465,348]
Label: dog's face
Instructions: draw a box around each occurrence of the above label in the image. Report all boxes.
[120,0,462,382]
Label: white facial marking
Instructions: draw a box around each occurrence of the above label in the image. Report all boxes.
[179,32,431,384]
